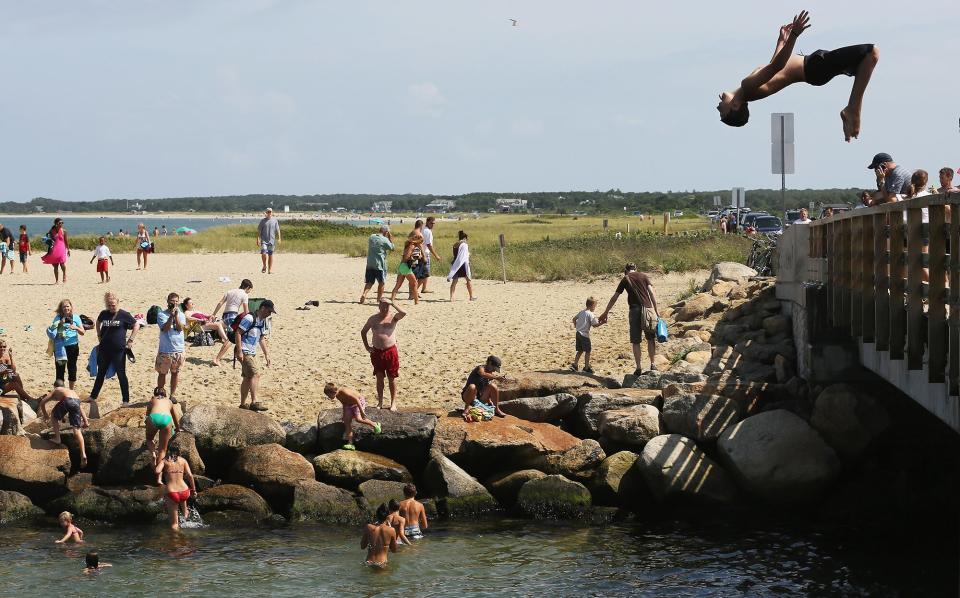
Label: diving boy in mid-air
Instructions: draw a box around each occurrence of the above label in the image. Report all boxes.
[717,10,879,142]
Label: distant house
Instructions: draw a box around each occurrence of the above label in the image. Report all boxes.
[496,198,528,213]
[424,199,456,212]
[371,201,393,213]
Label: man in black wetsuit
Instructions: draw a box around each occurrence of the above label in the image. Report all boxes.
[717,11,879,142]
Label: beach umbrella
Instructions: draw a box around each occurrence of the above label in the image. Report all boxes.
[175,226,197,235]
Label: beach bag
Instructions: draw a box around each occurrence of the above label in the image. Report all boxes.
[146,305,161,325]
[656,318,669,343]
[79,315,95,331]
[191,331,215,347]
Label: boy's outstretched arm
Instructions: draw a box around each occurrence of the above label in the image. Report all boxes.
[742,11,810,94]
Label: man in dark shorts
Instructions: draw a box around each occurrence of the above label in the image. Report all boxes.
[361,226,394,304]
[717,11,879,142]
[38,380,89,468]
[598,263,661,376]
[361,299,406,410]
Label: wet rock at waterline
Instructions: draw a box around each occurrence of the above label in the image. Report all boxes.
[196,484,273,525]
[637,434,736,504]
[515,475,591,519]
[422,450,497,517]
[227,444,315,511]
[0,490,44,523]
[810,384,890,465]
[312,450,412,490]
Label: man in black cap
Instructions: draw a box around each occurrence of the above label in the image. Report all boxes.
[869,153,912,205]
[234,299,277,412]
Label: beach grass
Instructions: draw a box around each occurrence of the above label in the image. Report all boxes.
[45,214,747,281]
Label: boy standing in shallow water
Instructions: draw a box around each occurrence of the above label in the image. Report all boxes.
[323,383,381,450]
[571,297,602,374]
[398,483,428,539]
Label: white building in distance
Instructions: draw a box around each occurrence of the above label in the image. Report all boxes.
[371,201,393,213]
[496,198,528,212]
[424,199,456,212]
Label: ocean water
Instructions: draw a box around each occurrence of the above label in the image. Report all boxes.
[4,216,241,238]
[0,517,953,597]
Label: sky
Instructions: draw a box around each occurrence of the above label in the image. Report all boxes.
[0,0,957,201]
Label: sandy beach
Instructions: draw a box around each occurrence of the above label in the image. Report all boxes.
[5,253,705,424]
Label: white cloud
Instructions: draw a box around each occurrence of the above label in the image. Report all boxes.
[406,82,446,116]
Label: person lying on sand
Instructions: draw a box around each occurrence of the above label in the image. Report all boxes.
[145,387,180,484]
[361,504,398,568]
[55,511,84,543]
[717,11,879,142]
[37,380,89,468]
[323,383,381,450]
[461,355,507,421]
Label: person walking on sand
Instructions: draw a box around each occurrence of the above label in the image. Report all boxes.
[717,11,879,143]
[360,226,394,304]
[145,387,180,484]
[37,380,89,468]
[416,216,440,295]
[398,483,428,539]
[48,299,84,390]
[323,382,381,450]
[361,299,406,410]
[0,223,14,275]
[155,292,187,403]
[17,225,30,274]
[598,263,661,376]
[89,292,141,405]
[234,299,276,412]
[156,445,196,531]
[572,296,603,373]
[461,355,506,420]
[89,237,114,283]
[41,218,70,284]
[211,278,252,330]
[361,504,398,568]
[135,223,151,270]
[389,231,423,304]
[256,208,281,274]
[448,230,476,301]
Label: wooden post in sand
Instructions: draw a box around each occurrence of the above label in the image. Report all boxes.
[663,212,670,234]
[627,222,630,235]
[499,234,507,284]
[603,219,608,231]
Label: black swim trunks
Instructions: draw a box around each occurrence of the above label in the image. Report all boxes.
[803,44,874,87]
[52,397,83,428]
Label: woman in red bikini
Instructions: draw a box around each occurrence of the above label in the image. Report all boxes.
[155,445,196,531]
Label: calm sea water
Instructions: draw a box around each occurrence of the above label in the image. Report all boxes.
[0,518,953,597]
[4,216,241,238]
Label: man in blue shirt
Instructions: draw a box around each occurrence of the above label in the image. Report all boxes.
[156,292,187,402]
[234,299,276,412]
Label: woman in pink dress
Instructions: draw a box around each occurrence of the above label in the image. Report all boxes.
[41,218,70,284]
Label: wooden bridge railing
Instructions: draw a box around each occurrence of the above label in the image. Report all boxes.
[808,192,960,395]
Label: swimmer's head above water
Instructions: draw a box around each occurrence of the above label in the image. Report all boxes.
[375,503,389,524]
[718,92,749,127]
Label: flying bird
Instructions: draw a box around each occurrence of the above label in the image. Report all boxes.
[509,18,518,26]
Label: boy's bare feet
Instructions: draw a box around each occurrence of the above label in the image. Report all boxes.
[80,455,88,469]
[389,403,397,412]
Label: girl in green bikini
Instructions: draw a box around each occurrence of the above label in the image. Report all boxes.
[145,387,180,484]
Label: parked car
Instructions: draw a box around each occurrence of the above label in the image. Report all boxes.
[785,209,802,226]
[750,215,784,235]
[673,210,684,217]
[740,211,770,229]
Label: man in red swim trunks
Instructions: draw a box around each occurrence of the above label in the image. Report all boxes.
[361,299,406,411]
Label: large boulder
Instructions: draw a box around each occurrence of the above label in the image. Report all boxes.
[289,479,365,524]
[39,419,125,472]
[591,451,643,506]
[316,409,437,469]
[498,393,577,423]
[598,405,661,448]
[357,479,408,510]
[718,410,841,502]
[674,293,724,322]
[312,450,412,490]
[49,485,163,521]
[810,384,890,465]
[496,371,616,402]
[571,389,661,438]
[181,404,285,472]
[283,421,318,455]
[196,484,273,525]
[623,371,705,391]
[486,469,547,507]
[636,434,737,504]
[431,415,581,476]
[703,262,758,291]
[515,475,591,519]
[94,429,205,486]
[0,436,71,501]
[661,393,743,442]
[422,449,497,517]
[227,444,315,511]
[532,439,605,482]
[0,490,44,523]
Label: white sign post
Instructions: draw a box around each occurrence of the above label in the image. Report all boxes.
[771,113,795,218]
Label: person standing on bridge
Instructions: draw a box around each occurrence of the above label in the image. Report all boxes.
[869,153,912,204]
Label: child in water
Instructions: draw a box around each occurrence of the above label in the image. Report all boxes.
[385,499,412,545]
[83,551,112,574]
[323,383,381,450]
[55,511,84,543]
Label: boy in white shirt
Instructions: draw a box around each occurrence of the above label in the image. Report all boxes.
[571,297,603,373]
[89,237,114,283]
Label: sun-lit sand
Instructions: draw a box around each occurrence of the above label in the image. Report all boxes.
[6,253,705,424]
